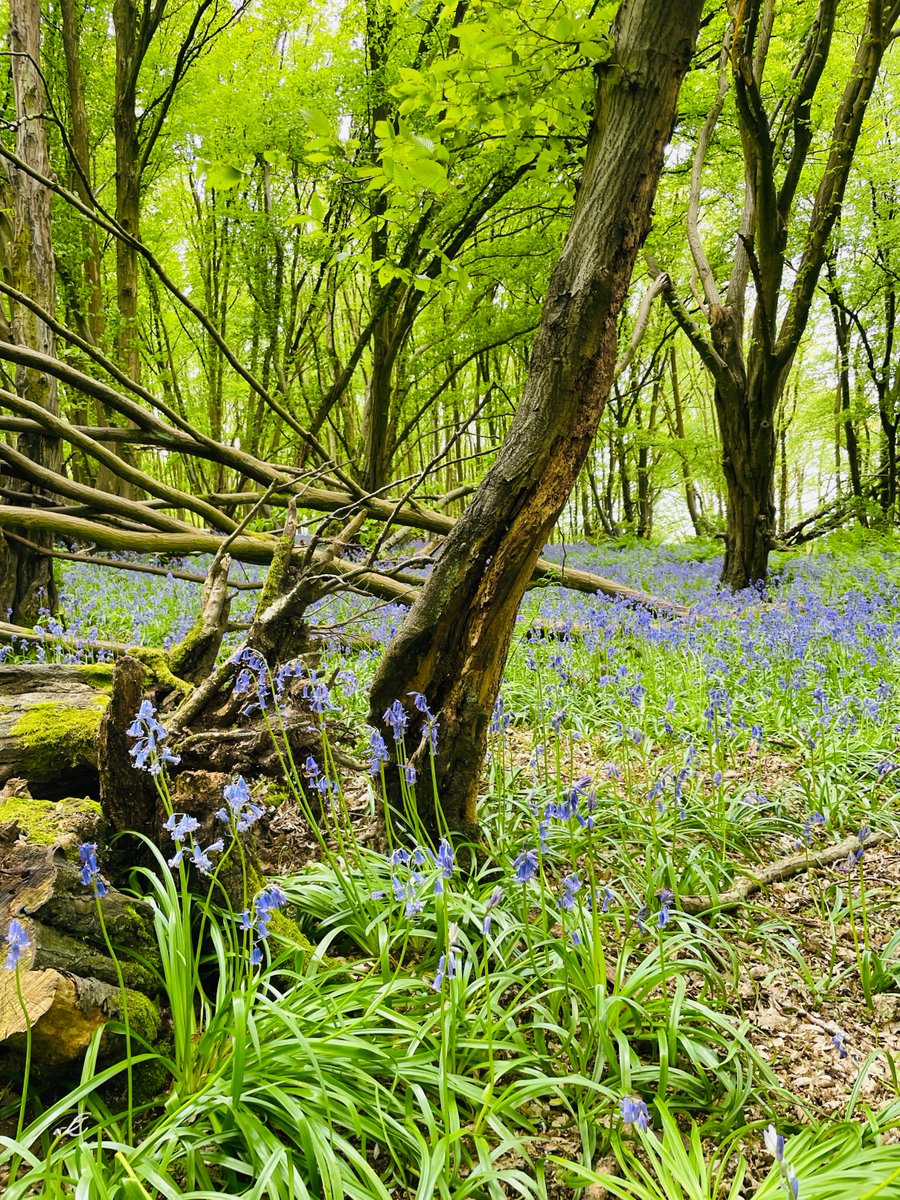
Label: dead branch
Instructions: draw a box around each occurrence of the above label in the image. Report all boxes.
[679,829,893,914]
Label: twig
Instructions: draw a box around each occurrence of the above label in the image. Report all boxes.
[679,829,893,915]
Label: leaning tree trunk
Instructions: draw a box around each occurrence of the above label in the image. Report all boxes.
[368,0,704,838]
[0,0,61,624]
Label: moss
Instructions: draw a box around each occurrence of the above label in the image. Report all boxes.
[110,991,168,1104]
[257,522,295,614]
[76,663,116,691]
[130,647,192,696]
[122,988,161,1043]
[11,699,108,779]
[0,793,101,846]
[269,906,317,958]
[168,622,208,679]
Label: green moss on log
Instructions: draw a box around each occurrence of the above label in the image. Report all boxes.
[168,622,208,680]
[75,663,116,691]
[0,793,101,846]
[11,699,108,778]
[130,647,192,696]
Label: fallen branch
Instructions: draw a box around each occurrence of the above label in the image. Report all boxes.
[0,503,686,615]
[679,828,893,915]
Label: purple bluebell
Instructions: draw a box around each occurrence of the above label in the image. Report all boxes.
[559,873,582,911]
[436,839,454,879]
[366,728,390,775]
[383,700,408,741]
[127,699,181,775]
[4,918,30,970]
[482,887,503,935]
[79,842,109,899]
[620,1096,650,1131]
[514,849,539,883]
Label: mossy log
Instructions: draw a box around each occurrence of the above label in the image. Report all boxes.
[0,840,160,1075]
[0,663,112,797]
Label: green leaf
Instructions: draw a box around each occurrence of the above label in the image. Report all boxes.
[204,161,243,191]
[298,107,334,139]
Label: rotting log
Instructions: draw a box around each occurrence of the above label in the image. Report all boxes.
[0,839,160,1075]
[0,662,112,797]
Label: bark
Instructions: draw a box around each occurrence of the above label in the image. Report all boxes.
[669,346,704,535]
[825,266,866,517]
[0,840,159,1074]
[113,0,144,382]
[59,0,104,348]
[368,0,704,838]
[656,0,898,589]
[1,0,61,624]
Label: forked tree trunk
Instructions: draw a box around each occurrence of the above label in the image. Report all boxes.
[369,0,704,837]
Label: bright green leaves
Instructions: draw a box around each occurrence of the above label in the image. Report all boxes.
[200,160,244,191]
[367,122,451,196]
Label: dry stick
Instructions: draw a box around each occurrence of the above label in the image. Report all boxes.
[0,438,195,534]
[0,416,201,447]
[1,391,685,612]
[679,829,893,915]
[0,387,239,532]
[0,619,133,656]
[0,533,261,588]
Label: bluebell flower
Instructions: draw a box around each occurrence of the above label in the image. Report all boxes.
[164,813,200,843]
[244,883,290,963]
[367,728,390,775]
[408,691,433,719]
[559,873,582,911]
[432,925,460,989]
[620,1096,650,1131]
[403,762,417,785]
[79,842,109,898]
[764,1125,785,1163]
[802,811,825,844]
[219,776,265,832]
[657,889,673,928]
[482,887,503,935]
[831,1032,848,1059]
[490,695,512,735]
[436,839,454,879]
[127,699,180,775]
[303,675,337,714]
[4,918,30,970]
[514,849,539,883]
[383,700,408,741]
[190,840,224,875]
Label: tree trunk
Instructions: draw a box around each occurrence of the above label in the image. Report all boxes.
[670,346,704,535]
[59,0,105,348]
[0,0,61,625]
[113,0,143,383]
[716,363,780,592]
[368,0,704,838]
